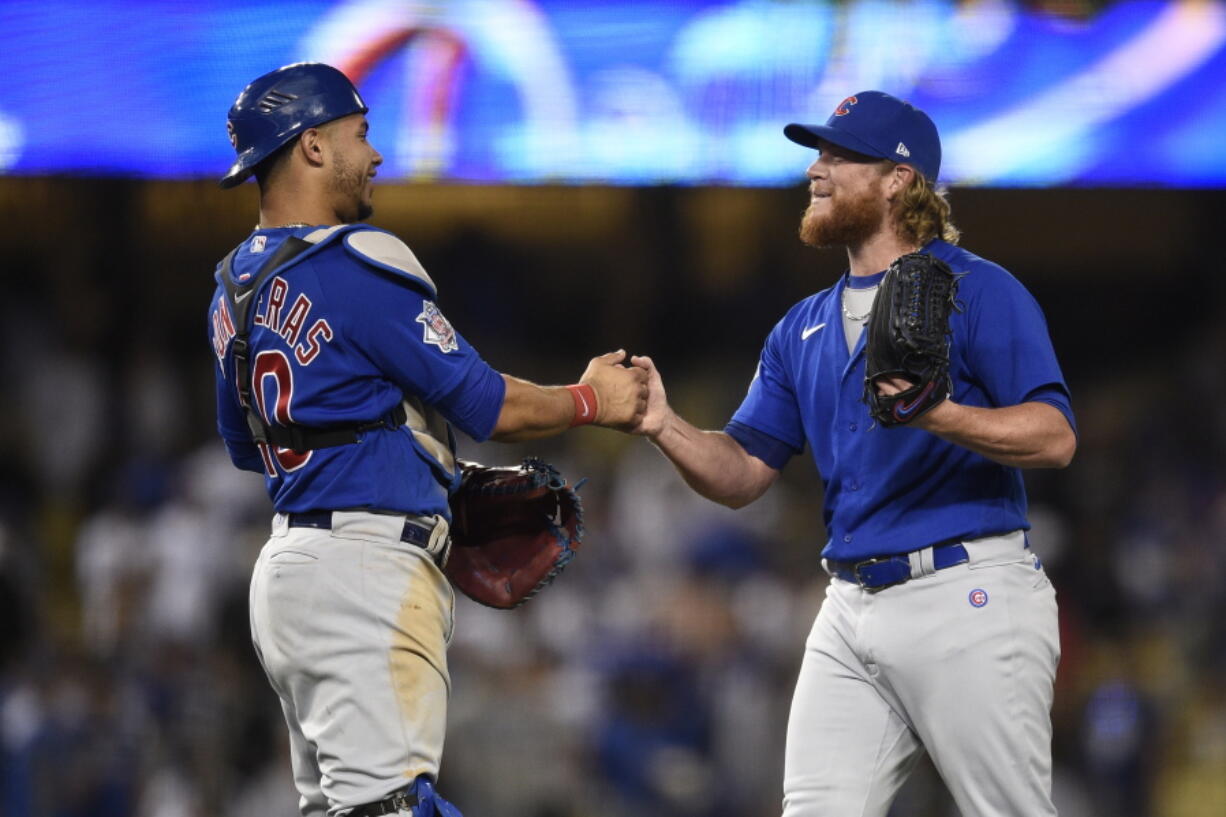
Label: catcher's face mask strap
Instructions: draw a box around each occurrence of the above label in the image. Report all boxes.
[784,90,941,182]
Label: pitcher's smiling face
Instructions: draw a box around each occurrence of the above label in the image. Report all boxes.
[798,139,895,249]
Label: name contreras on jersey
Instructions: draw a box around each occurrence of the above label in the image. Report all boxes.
[212,276,335,371]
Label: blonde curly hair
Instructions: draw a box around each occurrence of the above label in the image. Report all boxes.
[893,171,960,246]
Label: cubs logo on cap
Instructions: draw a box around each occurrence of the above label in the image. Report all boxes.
[834,96,858,116]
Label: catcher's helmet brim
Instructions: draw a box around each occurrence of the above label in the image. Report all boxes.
[218,155,256,189]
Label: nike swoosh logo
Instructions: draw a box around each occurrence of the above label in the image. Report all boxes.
[801,323,826,340]
[234,289,252,304]
[893,381,937,420]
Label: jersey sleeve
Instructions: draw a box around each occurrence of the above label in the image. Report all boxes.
[207,296,264,473]
[962,270,1076,434]
[323,262,505,442]
[728,320,806,455]
[428,362,506,442]
[724,420,797,470]
[213,365,265,472]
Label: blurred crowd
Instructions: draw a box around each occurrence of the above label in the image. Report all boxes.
[1,184,1225,817]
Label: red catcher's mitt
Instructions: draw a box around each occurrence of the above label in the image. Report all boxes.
[444,457,584,609]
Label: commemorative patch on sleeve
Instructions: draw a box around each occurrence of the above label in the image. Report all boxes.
[416,301,458,353]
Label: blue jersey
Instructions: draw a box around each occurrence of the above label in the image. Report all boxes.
[728,239,1075,562]
[207,224,505,518]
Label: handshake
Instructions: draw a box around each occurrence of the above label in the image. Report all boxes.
[491,350,672,443]
[574,349,665,437]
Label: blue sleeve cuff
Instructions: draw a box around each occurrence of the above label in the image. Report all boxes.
[1022,384,1077,437]
[437,363,506,442]
[223,438,266,473]
[724,420,800,470]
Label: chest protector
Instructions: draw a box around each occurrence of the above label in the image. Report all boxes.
[217,225,460,489]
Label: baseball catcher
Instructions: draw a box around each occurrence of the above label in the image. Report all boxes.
[862,252,960,426]
[445,457,584,609]
[211,62,645,817]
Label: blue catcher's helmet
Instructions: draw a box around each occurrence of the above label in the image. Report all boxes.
[220,62,368,189]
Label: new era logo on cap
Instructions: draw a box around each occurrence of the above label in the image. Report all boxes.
[783,90,942,181]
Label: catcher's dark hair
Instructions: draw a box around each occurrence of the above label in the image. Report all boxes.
[253,139,296,191]
[894,171,960,246]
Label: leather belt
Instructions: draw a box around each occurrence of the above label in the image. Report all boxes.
[826,542,969,590]
[348,789,419,817]
[286,510,436,550]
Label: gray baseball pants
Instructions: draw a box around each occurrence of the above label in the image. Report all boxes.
[782,530,1060,817]
[249,511,455,817]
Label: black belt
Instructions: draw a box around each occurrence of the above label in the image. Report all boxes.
[827,542,969,590]
[349,789,419,817]
[287,510,435,550]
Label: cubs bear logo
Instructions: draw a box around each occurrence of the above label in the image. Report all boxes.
[834,96,858,116]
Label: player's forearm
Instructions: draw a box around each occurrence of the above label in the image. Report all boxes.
[917,400,1076,469]
[488,374,575,442]
[649,416,778,508]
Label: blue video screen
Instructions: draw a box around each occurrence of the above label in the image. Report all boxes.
[2,0,1224,187]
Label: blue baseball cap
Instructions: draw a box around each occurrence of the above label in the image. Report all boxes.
[784,91,941,181]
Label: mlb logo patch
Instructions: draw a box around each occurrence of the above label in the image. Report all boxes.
[968,588,989,608]
[251,235,267,253]
[416,301,458,353]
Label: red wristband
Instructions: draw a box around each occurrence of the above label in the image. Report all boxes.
[566,384,598,427]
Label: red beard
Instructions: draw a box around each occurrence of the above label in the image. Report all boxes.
[798,186,886,249]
